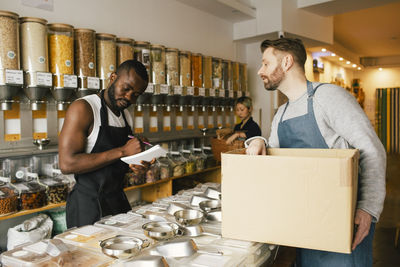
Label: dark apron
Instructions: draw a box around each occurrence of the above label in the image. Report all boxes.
[278,81,374,267]
[66,90,132,228]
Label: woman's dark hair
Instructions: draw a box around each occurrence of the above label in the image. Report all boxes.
[116,59,149,83]
[235,96,253,110]
[260,38,307,71]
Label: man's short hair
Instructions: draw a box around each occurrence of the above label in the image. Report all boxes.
[116,60,149,83]
[260,38,307,70]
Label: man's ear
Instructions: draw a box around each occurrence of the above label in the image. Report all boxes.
[109,72,117,83]
[281,54,294,72]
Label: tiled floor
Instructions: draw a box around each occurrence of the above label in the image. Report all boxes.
[271,154,400,267]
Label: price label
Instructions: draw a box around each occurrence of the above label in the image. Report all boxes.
[174,86,183,95]
[160,84,169,94]
[64,74,77,88]
[145,83,154,93]
[187,87,194,96]
[5,69,23,85]
[199,88,205,96]
[209,88,216,97]
[87,77,100,89]
[36,72,52,87]
[229,90,234,98]
[219,89,225,98]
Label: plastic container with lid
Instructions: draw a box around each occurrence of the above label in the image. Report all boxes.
[134,41,151,79]
[168,151,187,177]
[74,28,96,78]
[191,53,203,88]
[40,177,69,204]
[192,148,207,171]
[48,23,74,88]
[212,57,222,89]
[0,10,20,73]
[13,181,47,210]
[150,44,166,84]
[202,56,212,89]
[166,48,179,86]
[179,51,191,87]
[181,150,196,174]
[96,33,116,88]
[157,156,172,179]
[116,37,134,66]
[0,179,18,215]
[232,61,240,91]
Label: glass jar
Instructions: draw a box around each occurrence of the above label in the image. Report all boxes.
[96,33,116,84]
[181,150,196,174]
[0,11,19,72]
[193,148,207,171]
[212,57,222,89]
[134,41,151,79]
[116,37,134,66]
[168,151,186,177]
[203,146,216,168]
[40,177,69,204]
[166,48,179,86]
[13,181,47,210]
[150,44,166,84]
[191,53,202,88]
[179,51,191,87]
[222,60,232,90]
[232,61,240,91]
[240,63,248,92]
[146,161,160,183]
[48,23,74,88]
[0,181,18,215]
[74,28,96,77]
[157,157,172,179]
[202,56,212,89]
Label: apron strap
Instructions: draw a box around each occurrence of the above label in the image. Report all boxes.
[307,81,326,114]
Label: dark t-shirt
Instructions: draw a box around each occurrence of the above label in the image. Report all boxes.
[233,117,261,139]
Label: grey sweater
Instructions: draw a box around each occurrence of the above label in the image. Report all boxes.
[268,82,386,222]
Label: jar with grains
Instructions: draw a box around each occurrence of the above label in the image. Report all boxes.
[134,41,151,79]
[202,56,212,89]
[116,37,134,66]
[150,44,166,84]
[232,61,240,91]
[48,23,74,88]
[168,151,186,177]
[20,17,48,73]
[0,182,18,215]
[181,150,196,174]
[40,177,69,204]
[0,10,19,71]
[179,51,191,87]
[74,28,96,77]
[166,48,179,86]
[192,148,206,171]
[212,57,222,89]
[191,53,202,88]
[14,181,47,210]
[96,33,116,81]
[222,60,232,90]
[157,157,171,179]
[240,63,248,92]
[146,161,160,183]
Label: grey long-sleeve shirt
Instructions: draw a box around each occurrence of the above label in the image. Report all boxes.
[268,82,386,222]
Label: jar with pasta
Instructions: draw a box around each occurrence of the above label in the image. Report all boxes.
[48,23,74,88]
[240,63,248,92]
[166,48,179,86]
[134,41,151,80]
[116,37,134,66]
[202,56,212,89]
[232,61,240,91]
[179,51,191,87]
[212,57,222,89]
[150,44,166,84]
[96,33,116,89]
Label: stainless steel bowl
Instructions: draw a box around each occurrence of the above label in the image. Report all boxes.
[206,210,222,222]
[100,235,142,259]
[199,199,221,212]
[174,209,204,226]
[142,221,182,241]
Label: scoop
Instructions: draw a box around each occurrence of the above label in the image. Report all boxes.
[182,225,221,238]
[199,199,221,212]
[124,255,169,267]
[154,238,223,258]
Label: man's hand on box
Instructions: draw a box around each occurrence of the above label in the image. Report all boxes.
[352,209,372,250]
[246,138,266,155]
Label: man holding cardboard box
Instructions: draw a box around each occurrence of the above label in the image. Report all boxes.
[247,38,386,266]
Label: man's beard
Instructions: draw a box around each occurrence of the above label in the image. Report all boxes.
[108,80,129,111]
[263,65,284,91]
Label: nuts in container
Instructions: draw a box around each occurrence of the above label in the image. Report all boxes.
[40,177,69,204]
[0,182,18,215]
[14,181,47,210]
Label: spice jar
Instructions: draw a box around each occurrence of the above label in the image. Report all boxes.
[40,177,69,204]
[179,51,191,87]
[116,37,134,66]
[48,23,74,88]
[134,41,151,79]
[150,44,166,84]
[96,33,116,88]
[181,150,196,174]
[0,181,18,215]
[212,57,222,89]
[232,61,240,91]
[191,53,203,88]
[0,10,19,73]
[14,181,47,210]
[203,56,212,89]
[240,63,248,92]
[193,148,207,171]
[166,48,179,86]
[222,60,232,90]
[74,28,96,78]
[157,157,171,179]
[168,151,186,177]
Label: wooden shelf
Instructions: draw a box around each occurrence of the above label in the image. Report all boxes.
[0,166,221,221]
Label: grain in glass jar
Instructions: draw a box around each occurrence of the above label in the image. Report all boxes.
[179,51,191,87]
[48,23,74,88]
[166,48,179,86]
[0,182,18,215]
[202,56,212,89]
[134,41,151,79]
[212,57,222,89]
[96,33,116,83]
[74,28,96,77]
[240,63,248,91]
[0,10,19,72]
[116,37,134,66]
[232,61,240,91]
[150,44,166,84]
[222,59,232,90]
[191,53,202,88]
[40,177,69,204]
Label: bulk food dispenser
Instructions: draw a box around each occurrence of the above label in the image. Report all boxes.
[134,41,152,112]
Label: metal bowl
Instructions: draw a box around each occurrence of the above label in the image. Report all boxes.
[204,187,221,200]
[199,199,221,212]
[100,235,142,259]
[206,210,222,222]
[33,138,50,150]
[142,221,182,241]
[174,209,204,226]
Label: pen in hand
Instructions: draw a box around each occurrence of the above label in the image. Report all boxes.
[128,135,153,147]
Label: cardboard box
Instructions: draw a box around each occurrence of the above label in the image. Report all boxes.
[221,148,359,254]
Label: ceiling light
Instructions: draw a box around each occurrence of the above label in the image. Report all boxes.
[352,64,357,68]
[357,67,361,70]
[346,61,350,64]
[379,68,383,71]
[321,48,327,52]
[339,57,343,61]
[331,53,336,56]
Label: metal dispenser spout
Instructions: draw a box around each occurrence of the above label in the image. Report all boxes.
[0,70,24,110]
